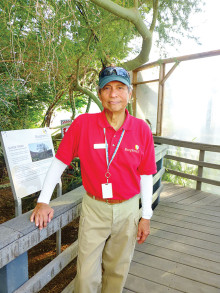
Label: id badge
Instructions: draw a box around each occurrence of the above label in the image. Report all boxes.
[102,183,113,199]
[94,143,105,149]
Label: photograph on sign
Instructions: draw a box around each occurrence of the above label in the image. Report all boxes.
[28,142,53,162]
[0,128,55,200]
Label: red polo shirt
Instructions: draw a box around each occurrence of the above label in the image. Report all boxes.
[56,109,157,200]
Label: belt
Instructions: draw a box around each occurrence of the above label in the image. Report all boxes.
[86,192,127,204]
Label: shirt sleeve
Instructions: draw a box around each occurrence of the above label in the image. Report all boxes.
[137,123,157,175]
[37,157,67,204]
[140,175,153,219]
[55,115,82,165]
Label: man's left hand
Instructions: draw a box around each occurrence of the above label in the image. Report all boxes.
[137,218,150,244]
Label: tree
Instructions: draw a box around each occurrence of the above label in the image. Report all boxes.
[0,0,203,129]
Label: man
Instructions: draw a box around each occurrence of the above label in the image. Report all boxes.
[30,66,157,293]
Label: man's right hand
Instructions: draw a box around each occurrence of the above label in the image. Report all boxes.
[30,203,54,230]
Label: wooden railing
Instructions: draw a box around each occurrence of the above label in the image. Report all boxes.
[0,144,167,293]
[154,136,220,190]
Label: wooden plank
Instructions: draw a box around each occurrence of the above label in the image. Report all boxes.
[147,235,220,263]
[154,136,220,152]
[162,182,188,190]
[155,144,168,162]
[159,201,220,218]
[160,186,192,199]
[122,289,134,293]
[0,205,81,269]
[132,71,137,117]
[192,195,220,206]
[166,168,220,186]
[173,190,212,205]
[196,150,205,190]
[124,273,180,293]
[184,192,220,204]
[203,198,220,207]
[2,186,84,235]
[161,62,180,85]
[151,220,220,244]
[133,50,220,72]
[132,78,159,85]
[0,227,22,250]
[153,209,220,230]
[135,242,220,274]
[162,189,201,203]
[152,214,220,236]
[62,279,75,293]
[162,193,220,210]
[160,184,188,195]
[165,154,220,170]
[150,227,220,253]
[14,241,78,293]
[0,187,83,268]
[160,182,182,192]
[129,261,219,293]
[153,167,165,184]
[200,205,220,211]
[152,185,163,203]
[133,251,220,289]
[162,189,210,204]
[156,63,165,136]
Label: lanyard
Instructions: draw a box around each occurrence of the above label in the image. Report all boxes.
[103,128,125,181]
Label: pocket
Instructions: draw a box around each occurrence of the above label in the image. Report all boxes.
[78,215,85,245]
[132,217,139,247]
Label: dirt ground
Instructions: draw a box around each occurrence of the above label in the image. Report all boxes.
[0,184,79,292]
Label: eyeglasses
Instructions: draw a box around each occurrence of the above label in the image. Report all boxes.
[99,67,130,81]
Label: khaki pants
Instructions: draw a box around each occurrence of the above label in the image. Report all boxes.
[74,194,139,293]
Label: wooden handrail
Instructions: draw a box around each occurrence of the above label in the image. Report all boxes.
[154,136,220,152]
[154,136,220,190]
[0,187,83,269]
[165,155,220,170]
[133,49,220,72]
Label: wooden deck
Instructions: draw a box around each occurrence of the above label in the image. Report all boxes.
[124,182,220,293]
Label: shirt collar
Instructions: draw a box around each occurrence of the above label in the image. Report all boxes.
[98,108,131,131]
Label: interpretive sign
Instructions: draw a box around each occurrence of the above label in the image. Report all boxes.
[0,128,55,201]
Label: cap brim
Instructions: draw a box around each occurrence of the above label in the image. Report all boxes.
[99,75,130,88]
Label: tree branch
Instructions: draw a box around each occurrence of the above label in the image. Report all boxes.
[134,0,139,9]
[90,0,152,70]
[41,89,66,127]
[75,59,103,110]
[150,0,159,32]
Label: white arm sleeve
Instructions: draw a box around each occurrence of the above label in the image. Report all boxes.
[37,157,67,204]
[140,175,153,219]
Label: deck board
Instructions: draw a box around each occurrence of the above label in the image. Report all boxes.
[146,236,220,262]
[153,209,220,230]
[125,183,220,293]
[152,214,220,236]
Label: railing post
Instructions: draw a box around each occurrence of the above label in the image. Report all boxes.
[132,70,137,117]
[196,150,205,190]
[0,252,28,293]
[156,63,165,136]
[152,157,163,210]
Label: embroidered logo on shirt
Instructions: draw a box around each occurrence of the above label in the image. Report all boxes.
[125,146,140,153]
